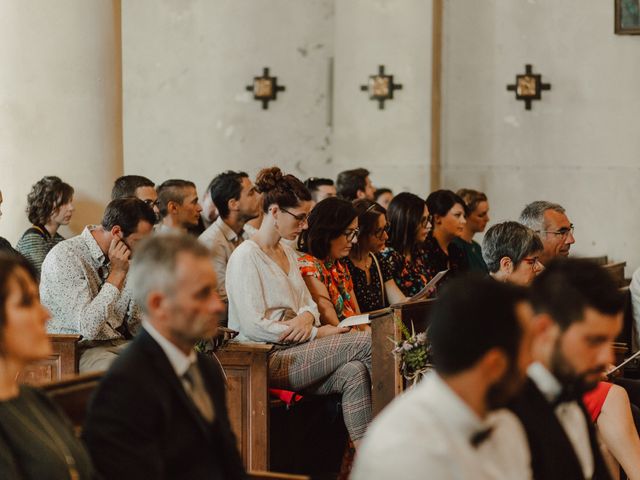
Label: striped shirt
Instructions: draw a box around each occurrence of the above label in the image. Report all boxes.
[16,225,64,275]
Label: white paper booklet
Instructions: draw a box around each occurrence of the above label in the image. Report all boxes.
[338,313,371,328]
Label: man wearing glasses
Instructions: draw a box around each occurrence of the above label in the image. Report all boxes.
[111,175,160,220]
[519,201,575,266]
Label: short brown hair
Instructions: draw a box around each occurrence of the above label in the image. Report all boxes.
[26,176,74,225]
[456,189,487,216]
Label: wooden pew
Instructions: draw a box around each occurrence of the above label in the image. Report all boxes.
[214,342,272,472]
[40,371,306,480]
[603,261,628,288]
[19,334,82,385]
[41,372,103,432]
[371,299,435,416]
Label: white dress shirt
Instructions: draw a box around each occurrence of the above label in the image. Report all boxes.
[226,240,320,343]
[199,217,244,302]
[351,372,532,480]
[41,226,140,342]
[527,362,594,479]
[143,320,197,379]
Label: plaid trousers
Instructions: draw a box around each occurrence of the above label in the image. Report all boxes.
[269,331,372,441]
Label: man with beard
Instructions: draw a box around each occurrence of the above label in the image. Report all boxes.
[83,233,245,480]
[352,275,534,480]
[509,258,625,480]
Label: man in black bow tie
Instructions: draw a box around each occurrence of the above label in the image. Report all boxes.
[352,275,536,480]
[509,258,625,480]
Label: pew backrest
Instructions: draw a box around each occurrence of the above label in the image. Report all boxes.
[41,372,103,431]
[19,334,82,385]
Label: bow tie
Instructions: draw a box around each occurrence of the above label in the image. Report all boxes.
[551,386,580,408]
[470,427,493,448]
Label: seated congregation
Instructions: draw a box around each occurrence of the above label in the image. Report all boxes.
[1,166,640,480]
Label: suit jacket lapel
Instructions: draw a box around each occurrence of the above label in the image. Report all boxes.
[137,330,212,438]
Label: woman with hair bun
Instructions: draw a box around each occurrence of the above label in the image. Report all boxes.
[226,167,372,447]
[16,176,75,275]
[297,197,362,325]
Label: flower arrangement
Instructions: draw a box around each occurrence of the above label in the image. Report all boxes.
[391,321,433,386]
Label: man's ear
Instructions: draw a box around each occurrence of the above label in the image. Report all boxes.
[499,256,513,274]
[166,200,179,215]
[110,225,123,239]
[356,190,366,200]
[146,290,166,318]
[480,348,508,384]
[531,313,554,338]
[227,196,239,213]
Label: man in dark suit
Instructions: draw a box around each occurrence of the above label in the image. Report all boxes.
[83,233,246,480]
[509,258,625,480]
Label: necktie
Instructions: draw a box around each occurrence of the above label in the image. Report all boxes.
[182,362,215,423]
[470,427,494,448]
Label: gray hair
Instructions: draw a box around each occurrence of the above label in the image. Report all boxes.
[519,201,565,233]
[130,233,211,313]
[482,221,544,273]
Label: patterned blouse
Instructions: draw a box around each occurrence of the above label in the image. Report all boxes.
[343,253,393,312]
[298,254,358,320]
[422,234,469,291]
[380,246,431,298]
[40,226,141,342]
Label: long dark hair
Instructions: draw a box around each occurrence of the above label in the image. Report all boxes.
[298,197,357,260]
[352,199,386,257]
[387,192,426,255]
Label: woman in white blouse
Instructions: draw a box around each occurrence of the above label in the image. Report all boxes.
[226,167,372,446]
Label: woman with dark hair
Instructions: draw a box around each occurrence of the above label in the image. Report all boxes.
[379,192,431,297]
[298,197,362,325]
[16,176,75,274]
[0,253,97,478]
[423,190,469,285]
[345,200,406,312]
[226,167,372,447]
[453,188,490,274]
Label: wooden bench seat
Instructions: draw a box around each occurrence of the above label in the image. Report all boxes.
[19,334,82,385]
[371,299,435,416]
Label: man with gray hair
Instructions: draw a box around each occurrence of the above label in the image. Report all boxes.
[83,233,245,480]
[519,201,575,266]
[483,221,544,286]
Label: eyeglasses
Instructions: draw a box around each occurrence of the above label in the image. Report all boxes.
[420,215,432,229]
[373,224,390,240]
[143,199,159,209]
[281,207,309,225]
[521,256,541,269]
[538,225,574,239]
[343,227,360,242]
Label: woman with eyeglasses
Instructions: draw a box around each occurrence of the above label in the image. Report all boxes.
[423,190,469,288]
[380,192,432,297]
[16,176,75,276]
[298,197,362,325]
[226,167,372,448]
[345,200,406,312]
[0,253,97,479]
